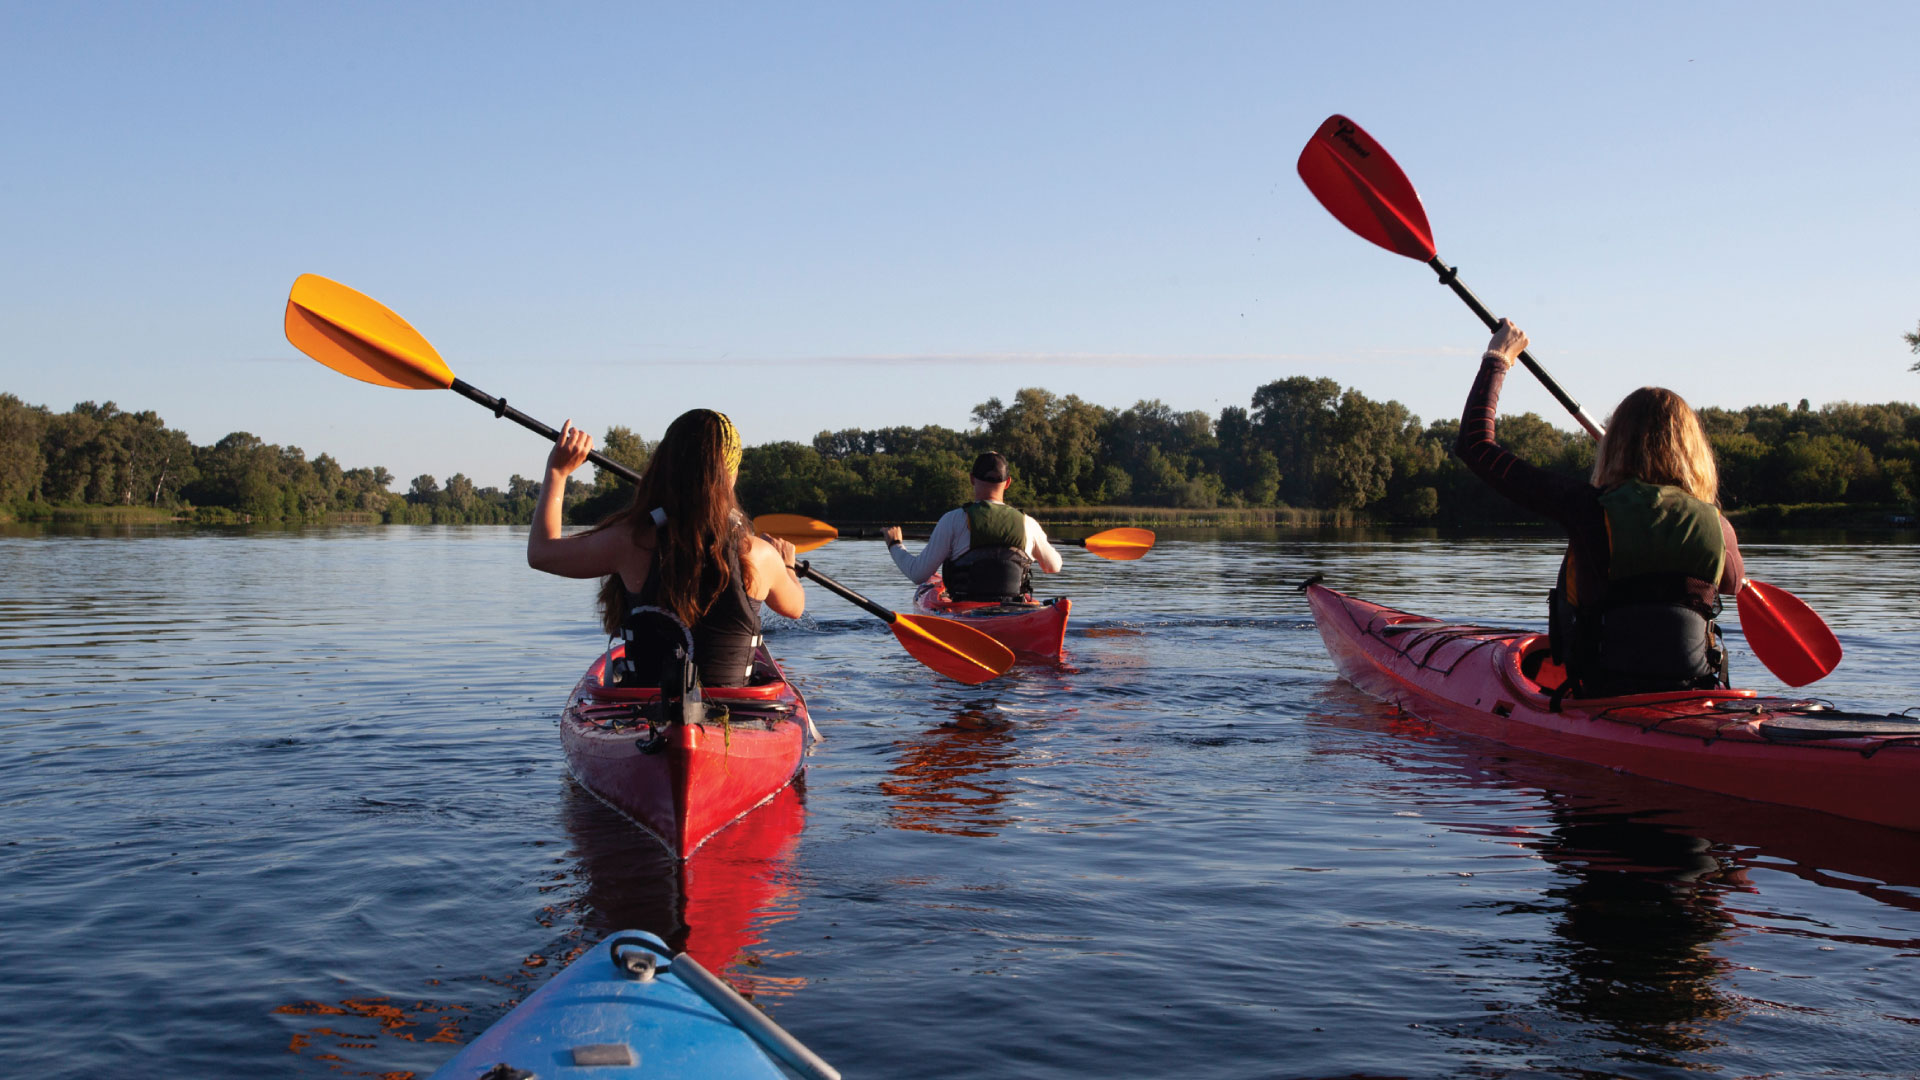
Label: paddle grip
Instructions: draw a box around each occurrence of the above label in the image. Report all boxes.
[1425,258,1606,441]
[794,561,896,623]
[449,379,643,483]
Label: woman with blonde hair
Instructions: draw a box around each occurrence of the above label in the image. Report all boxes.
[526,408,804,688]
[1457,320,1744,697]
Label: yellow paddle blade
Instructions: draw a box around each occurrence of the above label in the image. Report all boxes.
[753,514,838,554]
[1082,527,1155,561]
[891,614,1015,685]
[284,274,455,390]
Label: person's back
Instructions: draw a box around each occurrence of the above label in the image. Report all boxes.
[524,408,804,689]
[616,516,765,687]
[942,498,1035,602]
[882,452,1063,603]
[1563,477,1730,695]
[1458,321,1744,698]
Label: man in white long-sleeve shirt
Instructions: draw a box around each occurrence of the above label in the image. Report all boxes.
[883,452,1064,602]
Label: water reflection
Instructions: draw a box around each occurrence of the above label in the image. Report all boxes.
[1527,810,1740,1060]
[882,703,1023,837]
[1308,685,1920,1064]
[561,780,809,998]
[270,780,810,1075]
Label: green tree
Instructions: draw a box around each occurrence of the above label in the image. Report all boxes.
[903,449,972,516]
[185,432,294,521]
[444,473,477,513]
[1243,450,1280,507]
[38,401,107,503]
[594,426,653,492]
[1709,433,1768,509]
[1320,390,1414,510]
[970,388,1110,504]
[1106,400,1216,506]
[1398,486,1440,520]
[1770,432,1872,502]
[341,466,397,512]
[1250,376,1341,506]
[0,394,50,503]
[737,442,854,519]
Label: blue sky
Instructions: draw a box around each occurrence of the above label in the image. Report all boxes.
[3,2,1917,488]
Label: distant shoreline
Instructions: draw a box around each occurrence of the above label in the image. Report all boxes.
[8,501,1915,533]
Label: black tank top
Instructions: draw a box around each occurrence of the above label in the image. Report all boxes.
[626,526,763,688]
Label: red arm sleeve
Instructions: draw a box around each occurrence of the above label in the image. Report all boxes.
[1717,515,1744,594]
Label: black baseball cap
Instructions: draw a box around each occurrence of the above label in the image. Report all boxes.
[970,452,1010,483]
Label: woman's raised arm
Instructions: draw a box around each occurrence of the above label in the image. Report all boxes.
[527,421,622,579]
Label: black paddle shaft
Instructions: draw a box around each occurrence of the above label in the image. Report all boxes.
[794,561,897,624]
[449,378,644,483]
[1425,257,1607,441]
[841,527,1099,549]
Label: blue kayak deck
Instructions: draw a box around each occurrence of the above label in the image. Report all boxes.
[428,932,822,1079]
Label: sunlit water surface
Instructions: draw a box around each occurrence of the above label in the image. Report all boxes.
[3,525,1918,1079]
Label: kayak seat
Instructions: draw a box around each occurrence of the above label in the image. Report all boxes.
[604,644,784,689]
[1517,638,1568,693]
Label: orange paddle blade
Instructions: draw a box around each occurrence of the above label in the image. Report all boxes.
[1738,579,1842,687]
[284,274,455,390]
[890,614,1014,685]
[753,514,838,554]
[1081,527,1155,561]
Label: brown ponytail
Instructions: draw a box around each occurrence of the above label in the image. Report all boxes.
[591,409,747,633]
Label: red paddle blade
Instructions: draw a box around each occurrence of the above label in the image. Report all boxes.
[1297,115,1437,261]
[1738,579,1842,687]
[891,614,1015,685]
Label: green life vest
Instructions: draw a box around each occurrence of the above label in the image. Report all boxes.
[962,501,1028,550]
[942,501,1034,602]
[1598,480,1726,590]
[1551,480,1729,697]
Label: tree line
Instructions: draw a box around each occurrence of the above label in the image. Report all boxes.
[7,383,1920,527]
[0,393,649,525]
[738,383,1920,524]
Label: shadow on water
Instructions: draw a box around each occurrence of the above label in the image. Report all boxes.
[1305,683,1920,1068]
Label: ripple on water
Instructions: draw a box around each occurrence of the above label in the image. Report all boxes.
[2,525,1918,1078]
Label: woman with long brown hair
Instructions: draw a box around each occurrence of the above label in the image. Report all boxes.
[526,408,803,687]
[1457,320,1745,697]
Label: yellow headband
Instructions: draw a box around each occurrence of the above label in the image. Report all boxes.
[716,411,742,473]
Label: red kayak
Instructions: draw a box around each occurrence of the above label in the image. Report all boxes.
[1306,583,1920,831]
[561,643,812,857]
[914,574,1071,660]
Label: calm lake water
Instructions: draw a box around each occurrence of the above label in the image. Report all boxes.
[3,525,1918,1079]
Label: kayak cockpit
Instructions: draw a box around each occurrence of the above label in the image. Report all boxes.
[1514,636,1569,693]
[1500,631,1758,708]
